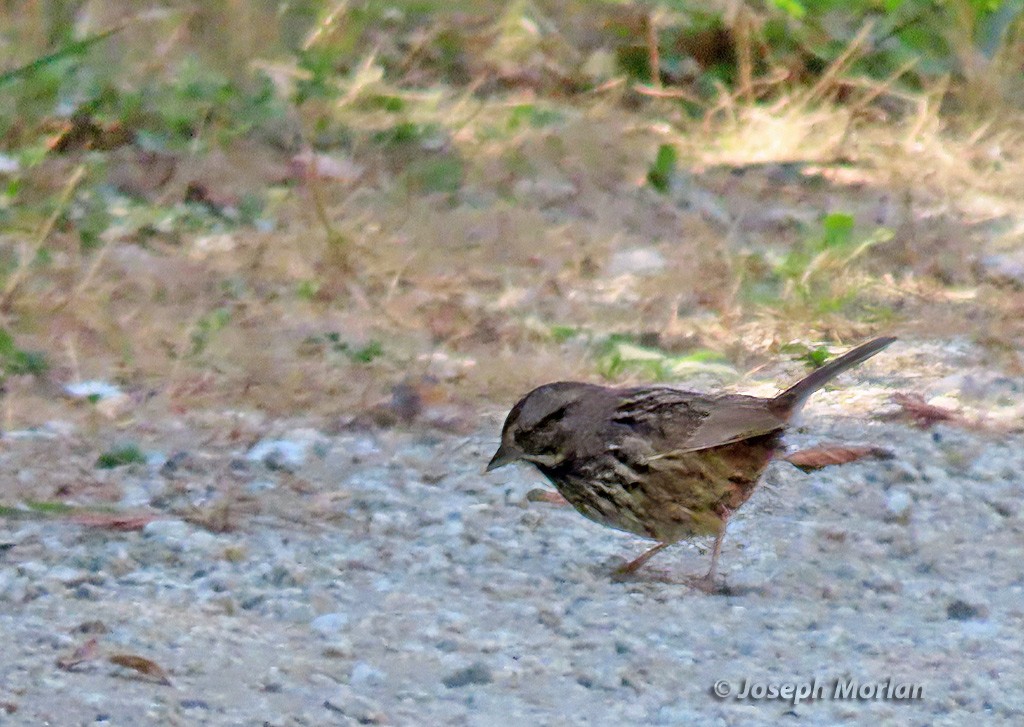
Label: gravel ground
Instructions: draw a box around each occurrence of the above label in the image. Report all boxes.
[2,351,1024,726]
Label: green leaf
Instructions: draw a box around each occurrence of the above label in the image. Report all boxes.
[403,157,464,195]
[190,308,232,356]
[767,0,807,18]
[819,212,856,250]
[549,325,580,343]
[349,340,383,363]
[0,329,48,376]
[296,280,320,301]
[647,144,677,194]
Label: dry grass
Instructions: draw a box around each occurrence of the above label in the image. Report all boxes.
[2,1,1024,441]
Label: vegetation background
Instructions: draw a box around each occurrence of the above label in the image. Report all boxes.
[0,0,1022,529]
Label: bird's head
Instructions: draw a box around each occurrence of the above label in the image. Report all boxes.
[486,381,596,472]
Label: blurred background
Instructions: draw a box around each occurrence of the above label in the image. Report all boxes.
[0,0,1022,430]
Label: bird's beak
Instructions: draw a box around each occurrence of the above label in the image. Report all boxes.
[486,443,518,472]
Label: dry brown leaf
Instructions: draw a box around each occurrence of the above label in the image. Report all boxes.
[784,445,894,472]
[184,181,238,212]
[53,478,123,502]
[889,393,968,429]
[48,114,133,153]
[1,701,17,714]
[353,377,474,433]
[56,638,101,671]
[109,654,172,686]
[182,502,238,533]
[68,512,159,531]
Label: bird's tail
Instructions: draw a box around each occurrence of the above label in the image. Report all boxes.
[770,337,896,417]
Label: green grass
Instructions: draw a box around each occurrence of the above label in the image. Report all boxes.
[0,329,47,377]
[96,444,147,469]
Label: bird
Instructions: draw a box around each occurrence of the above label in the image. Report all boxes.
[487,336,895,589]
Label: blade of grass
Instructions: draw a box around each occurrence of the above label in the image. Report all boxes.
[0,165,87,312]
[0,25,124,87]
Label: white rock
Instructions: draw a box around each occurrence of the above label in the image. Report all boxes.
[606,247,666,276]
[247,429,328,472]
[310,612,350,637]
[64,380,123,400]
[885,489,913,522]
[142,519,191,547]
[350,661,386,687]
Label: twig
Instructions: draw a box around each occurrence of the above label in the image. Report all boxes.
[51,236,115,314]
[302,0,350,51]
[645,10,661,89]
[0,165,86,311]
[800,20,875,107]
[633,84,701,103]
[735,8,754,105]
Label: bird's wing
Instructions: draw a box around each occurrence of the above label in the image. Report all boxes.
[653,394,787,456]
[611,388,786,458]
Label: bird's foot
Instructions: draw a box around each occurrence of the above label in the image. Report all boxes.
[610,559,647,582]
[610,542,671,581]
[686,572,730,595]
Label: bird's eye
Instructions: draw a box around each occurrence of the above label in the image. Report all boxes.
[514,406,567,448]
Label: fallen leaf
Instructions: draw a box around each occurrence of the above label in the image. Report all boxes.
[353,377,474,433]
[182,502,239,533]
[57,638,100,671]
[0,701,16,714]
[109,654,172,685]
[784,445,894,472]
[68,512,159,531]
[184,181,238,213]
[48,113,133,153]
[889,393,968,429]
[53,479,123,502]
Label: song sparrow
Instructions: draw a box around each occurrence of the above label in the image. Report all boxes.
[487,337,895,588]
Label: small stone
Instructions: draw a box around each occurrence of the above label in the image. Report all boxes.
[189,233,237,260]
[247,429,328,472]
[184,530,219,556]
[350,661,386,687]
[179,699,210,710]
[160,451,198,478]
[245,479,277,494]
[883,460,919,484]
[142,520,190,549]
[310,612,350,637]
[512,177,578,205]
[321,637,354,659]
[442,662,492,688]
[607,247,666,277]
[980,250,1024,289]
[324,687,386,724]
[947,599,985,621]
[64,380,123,401]
[884,490,913,523]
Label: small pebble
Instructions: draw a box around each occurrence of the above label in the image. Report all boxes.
[443,662,492,689]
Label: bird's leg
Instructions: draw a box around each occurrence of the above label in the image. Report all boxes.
[689,516,729,593]
[614,541,670,577]
[526,489,569,506]
[705,526,726,581]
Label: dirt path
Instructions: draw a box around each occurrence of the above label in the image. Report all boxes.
[2,344,1022,726]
